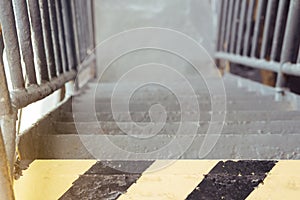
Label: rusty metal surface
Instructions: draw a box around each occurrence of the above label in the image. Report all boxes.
[1,109,18,179]
[39,0,57,79]
[27,0,49,82]
[55,0,68,73]
[12,0,37,85]
[0,128,14,200]
[10,70,76,109]
[0,0,25,89]
[47,0,63,75]
[61,0,76,69]
[0,27,12,116]
[216,0,300,88]
[69,0,81,66]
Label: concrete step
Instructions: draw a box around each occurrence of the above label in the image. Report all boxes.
[35,134,300,159]
[69,101,293,112]
[54,120,300,135]
[75,93,275,102]
[59,110,300,122]
[78,89,257,99]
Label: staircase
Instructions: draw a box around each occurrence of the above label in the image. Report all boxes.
[18,73,300,162]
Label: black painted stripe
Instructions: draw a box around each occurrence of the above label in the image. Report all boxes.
[186,160,277,200]
[59,161,153,200]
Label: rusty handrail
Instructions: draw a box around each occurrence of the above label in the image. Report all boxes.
[0,0,96,197]
[216,0,300,88]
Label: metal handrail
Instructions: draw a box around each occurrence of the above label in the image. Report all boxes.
[216,0,300,88]
[0,0,96,198]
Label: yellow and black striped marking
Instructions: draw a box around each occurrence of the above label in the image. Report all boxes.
[14,160,300,200]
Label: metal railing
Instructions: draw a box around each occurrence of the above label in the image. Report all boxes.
[215,0,300,88]
[0,0,96,199]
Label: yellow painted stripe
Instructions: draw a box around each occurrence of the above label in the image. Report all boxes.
[118,160,218,200]
[247,161,300,200]
[14,160,96,200]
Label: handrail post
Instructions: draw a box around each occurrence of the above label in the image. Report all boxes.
[276,0,300,90]
[0,128,15,200]
[0,24,15,200]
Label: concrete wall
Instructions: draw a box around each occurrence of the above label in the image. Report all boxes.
[94,0,216,82]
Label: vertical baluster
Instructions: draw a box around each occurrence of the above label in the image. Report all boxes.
[243,0,256,56]
[270,0,289,62]
[277,0,300,88]
[260,0,278,59]
[48,0,63,75]
[60,0,75,70]
[229,0,241,53]
[297,45,300,63]
[219,0,229,51]
[39,0,56,79]
[216,0,224,51]
[12,0,37,85]
[27,0,49,83]
[83,1,90,57]
[280,0,300,63]
[55,0,68,73]
[224,0,235,52]
[69,0,81,67]
[236,0,247,54]
[76,0,84,63]
[251,0,267,58]
[0,0,25,89]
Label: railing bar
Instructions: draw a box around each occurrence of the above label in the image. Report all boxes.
[216,1,224,51]
[243,0,256,56]
[80,0,87,60]
[230,0,241,53]
[251,0,267,58]
[219,0,229,51]
[260,0,277,59]
[48,0,63,75]
[11,70,77,109]
[60,0,75,70]
[280,0,300,63]
[0,127,14,200]
[55,0,68,73]
[87,0,94,52]
[216,52,280,72]
[39,0,57,79]
[90,0,97,77]
[70,0,81,67]
[216,52,300,77]
[0,0,25,89]
[235,0,247,54]
[297,44,300,63]
[77,0,85,62]
[224,0,234,52]
[27,0,49,82]
[270,0,289,62]
[0,28,12,116]
[83,1,90,55]
[12,0,37,85]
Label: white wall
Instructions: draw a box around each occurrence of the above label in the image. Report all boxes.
[94,0,216,82]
